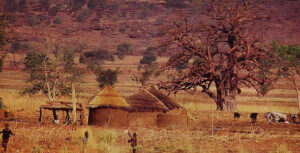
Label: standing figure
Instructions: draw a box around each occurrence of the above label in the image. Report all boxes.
[82,131,88,153]
[250,113,258,123]
[128,131,138,153]
[1,124,15,152]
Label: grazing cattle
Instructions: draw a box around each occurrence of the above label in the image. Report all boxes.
[233,112,240,120]
[288,114,297,123]
[265,112,289,123]
[250,113,258,123]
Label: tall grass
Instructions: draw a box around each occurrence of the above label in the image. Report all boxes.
[272,144,292,153]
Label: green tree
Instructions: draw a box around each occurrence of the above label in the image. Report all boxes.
[63,48,85,124]
[95,69,118,88]
[116,43,132,60]
[272,41,300,112]
[79,49,114,72]
[132,53,160,87]
[23,42,81,122]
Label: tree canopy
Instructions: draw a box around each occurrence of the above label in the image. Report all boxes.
[159,0,277,110]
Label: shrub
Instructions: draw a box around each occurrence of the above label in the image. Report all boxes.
[53,17,63,24]
[39,0,49,10]
[119,27,126,33]
[48,4,62,16]
[79,49,114,64]
[0,97,6,109]
[18,0,28,12]
[11,42,22,53]
[165,0,187,8]
[116,42,132,60]
[88,0,107,10]
[140,54,156,65]
[27,15,41,26]
[72,0,87,11]
[4,0,17,12]
[3,14,18,24]
[95,69,118,88]
[76,9,92,22]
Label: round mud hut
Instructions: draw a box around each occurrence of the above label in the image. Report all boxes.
[126,88,169,128]
[88,85,131,128]
[147,86,188,129]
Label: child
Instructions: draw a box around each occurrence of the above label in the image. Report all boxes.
[128,131,137,153]
[1,124,15,152]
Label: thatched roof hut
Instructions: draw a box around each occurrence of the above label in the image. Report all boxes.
[126,88,168,112]
[88,85,130,127]
[146,86,183,110]
[146,86,188,129]
[88,85,131,110]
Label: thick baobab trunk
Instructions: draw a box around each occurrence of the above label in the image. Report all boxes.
[72,83,77,124]
[224,90,237,112]
[216,87,224,111]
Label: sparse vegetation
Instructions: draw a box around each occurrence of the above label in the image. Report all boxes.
[165,0,187,8]
[0,0,298,153]
[116,42,133,60]
[53,17,63,24]
[76,9,92,22]
[95,69,118,88]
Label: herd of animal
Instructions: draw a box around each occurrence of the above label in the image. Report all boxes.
[233,112,300,124]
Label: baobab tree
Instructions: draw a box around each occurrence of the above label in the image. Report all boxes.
[158,0,277,111]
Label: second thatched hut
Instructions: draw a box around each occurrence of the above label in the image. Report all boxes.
[126,88,169,127]
[146,86,188,129]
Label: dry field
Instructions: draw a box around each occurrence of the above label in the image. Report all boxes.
[0,55,299,153]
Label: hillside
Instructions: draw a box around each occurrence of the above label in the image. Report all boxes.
[1,0,299,56]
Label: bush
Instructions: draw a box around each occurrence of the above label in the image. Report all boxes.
[165,0,187,8]
[39,0,49,10]
[116,43,132,60]
[140,54,156,65]
[72,0,87,11]
[53,17,63,24]
[95,69,118,88]
[4,0,17,12]
[76,9,92,22]
[48,4,62,16]
[0,97,6,109]
[27,15,41,26]
[88,0,107,10]
[119,27,126,33]
[79,49,114,64]
[18,0,28,12]
[3,14,18,24]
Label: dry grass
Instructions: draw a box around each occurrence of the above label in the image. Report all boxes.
[0,54,299,153]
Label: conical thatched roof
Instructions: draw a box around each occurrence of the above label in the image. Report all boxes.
[146,86,182,110]
[126,88,169,112]
[88,85,131,110]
